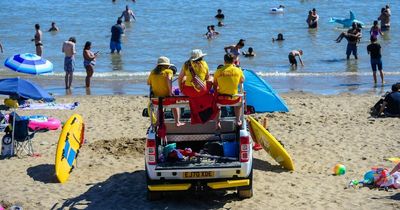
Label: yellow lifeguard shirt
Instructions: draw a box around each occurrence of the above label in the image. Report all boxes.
[182,60,209,86]
[147,69,173,97]
[214,64,244,96]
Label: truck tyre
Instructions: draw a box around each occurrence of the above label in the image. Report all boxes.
[237,165,253,199]
[238,188,253,199]
[146,167,163,201]
[147,190,162,201]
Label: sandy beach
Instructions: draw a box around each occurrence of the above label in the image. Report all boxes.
[0,93,399,210]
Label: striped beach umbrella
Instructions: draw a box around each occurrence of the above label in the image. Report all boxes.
[4,53,53,75]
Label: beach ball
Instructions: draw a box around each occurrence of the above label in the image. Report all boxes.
[333,164,346,175]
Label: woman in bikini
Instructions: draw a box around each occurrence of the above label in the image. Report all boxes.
[83,41,98,88]
[32,24,43,56]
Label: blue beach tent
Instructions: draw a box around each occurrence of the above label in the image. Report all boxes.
[243,69,289,112]
[0,77,54,102]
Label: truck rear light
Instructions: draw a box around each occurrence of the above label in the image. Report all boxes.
[146,139,156,165]
[240,136,250,162]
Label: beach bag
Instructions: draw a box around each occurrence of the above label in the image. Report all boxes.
[187,62,207,93]
[1,134,14,157]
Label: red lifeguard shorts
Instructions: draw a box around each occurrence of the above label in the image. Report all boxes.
[216,96,241,105]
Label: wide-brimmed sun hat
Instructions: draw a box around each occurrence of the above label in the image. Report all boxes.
[157,56,173,66]
[190,49,207,61]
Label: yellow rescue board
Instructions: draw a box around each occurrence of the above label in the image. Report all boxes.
[385,157,400,163]
[55,114,85,183]
[248,116,294,171]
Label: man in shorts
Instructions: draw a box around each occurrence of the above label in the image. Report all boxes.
[62,37,76,89]
[345,22,361,59]
[110,19,124,53]
[367,36,384,85]
[214,53,245,129]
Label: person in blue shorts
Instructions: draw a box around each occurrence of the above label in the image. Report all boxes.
[110,19,123,54]
[367,36,384,85]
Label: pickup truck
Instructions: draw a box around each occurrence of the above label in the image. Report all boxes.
[144,95,253,200]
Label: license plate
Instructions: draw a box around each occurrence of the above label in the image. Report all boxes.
[183,171,215,178]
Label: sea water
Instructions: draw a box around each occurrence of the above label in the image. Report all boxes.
[0,0,399,96]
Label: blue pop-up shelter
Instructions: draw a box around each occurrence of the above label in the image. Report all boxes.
[0,77,54,102]
[243,69,289,112]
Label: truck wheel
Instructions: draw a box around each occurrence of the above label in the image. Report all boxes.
[238,188,253,199]
[147,190,162,201]
[237,164,253,199]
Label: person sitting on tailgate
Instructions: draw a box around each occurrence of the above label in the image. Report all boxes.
[147,56,184,126]
[214,53,245,129]
[178,49,211,97]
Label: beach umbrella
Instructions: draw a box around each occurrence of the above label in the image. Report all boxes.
[0,77,54,102]
[4,53,53,75]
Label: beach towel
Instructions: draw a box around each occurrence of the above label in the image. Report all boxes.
[19,102,79,110]
[189,94,218,124]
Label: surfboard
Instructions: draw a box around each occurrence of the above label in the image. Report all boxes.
[248,116,294,170]
[243,69,289,113]
[55,114,85,183]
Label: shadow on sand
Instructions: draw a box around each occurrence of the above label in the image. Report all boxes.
[27,164,58,184]
[253,158,288,173]
[387,192,400,201]
[56,170,240,209]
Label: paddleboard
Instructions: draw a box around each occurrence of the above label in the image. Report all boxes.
[55,114,85,183]
[248,116,294,170]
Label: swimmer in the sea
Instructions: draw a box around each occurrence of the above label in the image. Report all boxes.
[205,25,213,39]
[215,9,225,19]
[48,22,59,32]
[210,25,219,36]
[119,5,136,22]
[242,47,256,57]
[272,33,285,42]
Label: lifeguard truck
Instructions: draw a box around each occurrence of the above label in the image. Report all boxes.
[144,92,254,200]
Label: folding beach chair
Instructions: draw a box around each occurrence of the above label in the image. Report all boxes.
[11,118,37,156]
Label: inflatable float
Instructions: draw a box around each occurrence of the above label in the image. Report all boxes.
[4,114,61,131]
[270,5,284,13]
[28,115,61,131]
[329,10,364,28]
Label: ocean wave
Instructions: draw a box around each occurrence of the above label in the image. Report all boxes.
[255,71,400,77]
[1,68,400,80]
